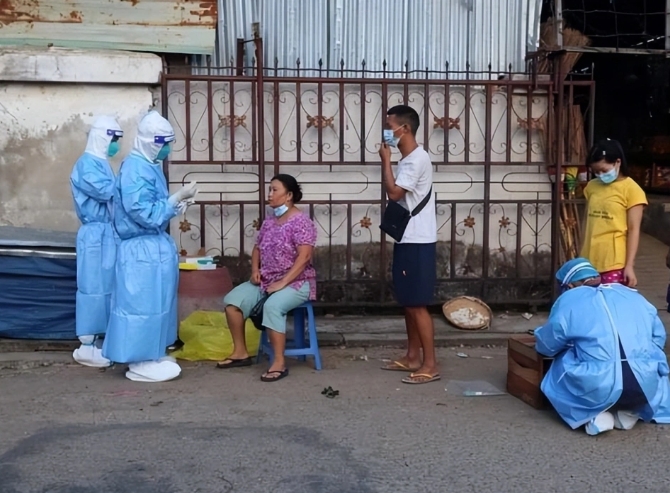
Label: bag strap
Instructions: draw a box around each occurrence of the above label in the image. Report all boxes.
[410,186,433,217]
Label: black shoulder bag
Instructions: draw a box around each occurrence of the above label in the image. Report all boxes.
[379,187,433,242]
[249,293,270,331]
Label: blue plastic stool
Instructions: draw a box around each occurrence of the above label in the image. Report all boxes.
[256,301,322,370]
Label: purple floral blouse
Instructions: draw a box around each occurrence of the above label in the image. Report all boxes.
[257,212,317,300]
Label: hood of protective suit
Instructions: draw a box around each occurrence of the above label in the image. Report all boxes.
[133,111,175,163]
[85,115,123,160]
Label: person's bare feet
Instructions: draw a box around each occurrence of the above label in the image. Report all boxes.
[401,365,440,384]
[267,359,286,374]
[380,356,422,372]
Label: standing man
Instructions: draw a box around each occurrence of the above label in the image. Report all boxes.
[70,115,123,368]
[379,105,439,384]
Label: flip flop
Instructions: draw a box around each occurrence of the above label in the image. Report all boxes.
[261,368,289,382]
[215,357,252,369]
[381,360,420,372]
[401,373,441,385]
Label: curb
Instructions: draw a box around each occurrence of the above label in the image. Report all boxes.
[317,332,512,348]
[0,332,515,369]
[0,352,76,371]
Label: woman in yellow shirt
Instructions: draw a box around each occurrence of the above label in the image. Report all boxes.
[580,139,647,287]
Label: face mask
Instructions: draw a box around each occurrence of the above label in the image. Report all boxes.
[598,167,618,184]
[107,141,120,157]
[383,128,401,148]
[156,143,171,162]
[273,204,289,217]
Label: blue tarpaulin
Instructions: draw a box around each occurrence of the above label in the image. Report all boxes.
[0,227,77,340]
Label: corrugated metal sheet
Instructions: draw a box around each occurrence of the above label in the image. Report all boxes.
[216,0,542,77]
[0,0,217,55]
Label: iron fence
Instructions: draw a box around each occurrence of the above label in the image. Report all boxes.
[163,40,595,307]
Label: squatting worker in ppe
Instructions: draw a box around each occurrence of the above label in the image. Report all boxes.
[70,115,123,368]
[102,110,199,383]
[378,105,439,385]
[535,258,670,436]
[216,174,317,383]
[580,139,647,286]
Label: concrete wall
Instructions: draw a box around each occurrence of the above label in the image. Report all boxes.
[0,46,163,231]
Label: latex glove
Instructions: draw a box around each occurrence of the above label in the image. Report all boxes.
[169,181,198,206]
[177,199,195,215]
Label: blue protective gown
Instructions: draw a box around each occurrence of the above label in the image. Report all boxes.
[102,151,179,364]
[535,283,670,429]
[70,120,120,338]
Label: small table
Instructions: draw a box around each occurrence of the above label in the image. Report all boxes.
[506,335,554,410]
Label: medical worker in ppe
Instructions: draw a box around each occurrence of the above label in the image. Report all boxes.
[70,115,123,368]
[102,111,198,382]
[535,258,670,436]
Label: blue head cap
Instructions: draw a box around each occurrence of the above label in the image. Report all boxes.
[556,258,600,286]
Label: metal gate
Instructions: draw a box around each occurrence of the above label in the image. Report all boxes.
[163,38,594,307]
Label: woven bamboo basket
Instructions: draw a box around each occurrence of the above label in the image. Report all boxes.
[442,296,492,331]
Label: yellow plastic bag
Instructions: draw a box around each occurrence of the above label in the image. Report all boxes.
[171,311,260,362]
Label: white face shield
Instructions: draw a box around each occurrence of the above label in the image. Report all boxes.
[85,116,123,159]
[133,111,176,163]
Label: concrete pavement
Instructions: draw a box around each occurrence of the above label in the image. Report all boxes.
[2,347,670,493]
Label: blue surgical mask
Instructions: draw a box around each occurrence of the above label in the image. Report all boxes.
[273,204,289,217]
[107,141,120,157]
[156,143,171,162]
[598,167,619,184]
[383,128,401,148]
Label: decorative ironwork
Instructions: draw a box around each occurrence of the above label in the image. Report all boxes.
[306,114,335,130]
[179,220,192,232]
[433,116,461,130]
[218,114,247,128]
[517,116,544,131]
[163,58,595,305]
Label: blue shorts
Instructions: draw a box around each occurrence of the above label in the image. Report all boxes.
[223,281,309,334]
[392,242,436,307]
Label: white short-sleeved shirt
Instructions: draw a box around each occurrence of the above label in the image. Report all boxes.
[394,146,437,244]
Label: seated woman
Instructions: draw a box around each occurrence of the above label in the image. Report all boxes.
[535,258,670,436]
[216,174,317,382]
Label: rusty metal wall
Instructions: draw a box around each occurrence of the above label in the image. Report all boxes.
[0,0,217,54]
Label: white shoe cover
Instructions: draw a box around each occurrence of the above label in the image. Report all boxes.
[159,355,177,364]
[613,410,639,430]
[73,344,112,368]
[78,335,96,345]
[585,411,615,436]
[125,360,181,382]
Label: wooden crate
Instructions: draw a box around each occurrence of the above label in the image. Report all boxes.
[506,335,553,410]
